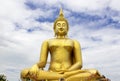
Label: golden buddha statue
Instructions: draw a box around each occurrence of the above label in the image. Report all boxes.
[21,8,110,81]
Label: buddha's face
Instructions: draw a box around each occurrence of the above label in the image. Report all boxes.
[54,20,68,36]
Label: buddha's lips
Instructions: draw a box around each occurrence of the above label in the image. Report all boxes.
[59,29,64,31]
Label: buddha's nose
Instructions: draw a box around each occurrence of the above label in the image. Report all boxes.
[59,27,64,30]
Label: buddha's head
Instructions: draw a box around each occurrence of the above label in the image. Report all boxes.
[53,8,69,37]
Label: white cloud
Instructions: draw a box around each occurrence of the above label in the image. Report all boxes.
[61,0,109,11]
[0,0,120,81]
[0,0,29,22]
[109,0,120,11]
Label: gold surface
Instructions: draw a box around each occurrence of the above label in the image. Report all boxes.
[21,8,102,81]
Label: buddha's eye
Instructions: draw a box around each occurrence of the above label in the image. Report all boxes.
[62,23,66,27]
[57,23,61,27]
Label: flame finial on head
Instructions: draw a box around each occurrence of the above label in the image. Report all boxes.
[59,8,64,18]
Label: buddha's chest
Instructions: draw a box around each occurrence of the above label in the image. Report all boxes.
[49,39,73,47]
[48,39,74,51]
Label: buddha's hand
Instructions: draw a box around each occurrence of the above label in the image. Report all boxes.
[56,69,69,74]
[29,64,39,79]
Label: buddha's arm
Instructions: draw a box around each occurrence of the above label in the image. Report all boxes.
[28,40,49,76]
[37,40,49,68]
[68,40,82,71]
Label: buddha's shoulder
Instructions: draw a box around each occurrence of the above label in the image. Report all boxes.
[47,38,79,42]
[42,39,80,45]
[46,38,56,42]
[47,38,73,41]
[41,39,49,44]
[42,38,80,42]
[41,38,55,43]
[72,39,80,43]
[65,38,80,43]
[67,38,79,43]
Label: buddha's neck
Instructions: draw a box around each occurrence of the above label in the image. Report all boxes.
[56,35,66,39]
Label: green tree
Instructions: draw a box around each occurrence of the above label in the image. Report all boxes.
[0,74,8,81]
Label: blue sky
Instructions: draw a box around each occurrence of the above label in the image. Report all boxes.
[0,0,120,81]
